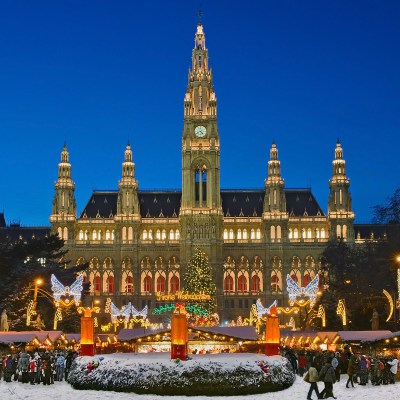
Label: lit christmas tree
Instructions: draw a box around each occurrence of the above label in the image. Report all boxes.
[183,247,216,314]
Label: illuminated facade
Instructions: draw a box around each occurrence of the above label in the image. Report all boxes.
[50,22,355,322]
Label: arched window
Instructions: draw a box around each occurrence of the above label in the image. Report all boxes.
[288,229,293,239]
[336,225,342,238]
[237,229,242,240]
[162,229,166,240]
[294,228,299,239]
[105,276,114,293]
[92,230,97,240]
[128,227,133,241]
[143,230,148,240]
[251,275,261,292]
[148,230,153,240]
[156,276,166,293]
[63,227,68,241]
[170,276,179,293]
[307,228,312,238]
[224,275,234,292]
[243,229,248,239]
[94,275,101,294]
[250,229,255,239]
[175,229,180,240]
[256,229,261,239]
[229,229,234,240]
[276,225,281,239]
[156,229,161,240]
[321,228,326,239]
[143,276,152,293]
[105,230,110,240]
[303,273,311,287]
[342,225,347,238]
[316,228,320,238]
[223,229,228,240]
[271,274,280,292]
[125,275,133,293]
[122,227,127,240]
[271,225,276,239]
[169,229,174,240]
[238,275,247,293]
[79,230,84,240]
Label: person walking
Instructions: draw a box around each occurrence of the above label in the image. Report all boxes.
[346,354,356,388]
[306,361,320,400]
[319,359,337,399]
[387,356,399,384]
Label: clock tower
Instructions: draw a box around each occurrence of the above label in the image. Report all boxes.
[180,19,224,309]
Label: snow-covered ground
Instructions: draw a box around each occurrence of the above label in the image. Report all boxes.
[0,352,398,399]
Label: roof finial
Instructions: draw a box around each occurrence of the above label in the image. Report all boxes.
[337,137,341,145]
[198,4,202,25]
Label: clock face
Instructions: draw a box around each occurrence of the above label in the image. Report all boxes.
[195,125,207,138]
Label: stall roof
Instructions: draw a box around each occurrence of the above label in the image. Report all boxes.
[337,330,393,342]
[0,332,39,345]
[118,328,169,342]
[193,326,259,341]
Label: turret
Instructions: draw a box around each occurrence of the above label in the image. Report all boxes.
[117,143,139,216]
[50,143,76,241]
[328,140,354,240]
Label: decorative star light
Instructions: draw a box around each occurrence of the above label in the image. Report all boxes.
[51,274,83,306]
[286,274,319,306]
[255,299,278,318]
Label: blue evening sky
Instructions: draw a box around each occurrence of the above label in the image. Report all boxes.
[0,0,399,226]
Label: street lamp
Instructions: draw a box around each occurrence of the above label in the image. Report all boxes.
[33,279,43,309]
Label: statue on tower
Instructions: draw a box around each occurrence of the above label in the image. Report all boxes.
[370,308,379,330]
[0,309,9,331]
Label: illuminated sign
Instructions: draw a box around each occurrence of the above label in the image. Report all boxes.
[156,291,211,302]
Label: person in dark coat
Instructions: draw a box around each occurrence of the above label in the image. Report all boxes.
[319,359,337,399]
[346,354,356,388]
[3,355,14,382]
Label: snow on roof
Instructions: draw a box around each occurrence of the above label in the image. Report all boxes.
[0,332,41,344]
[118,328,169,341]
[64,333,80,342]
[193,326,259,341]
[337,330,394,342]
[0,331,64,345]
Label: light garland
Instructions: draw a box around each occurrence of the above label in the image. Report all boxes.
[316,305,326,327]
[286,274,319,306]
[336,299,347,326]
[382,289,394,322]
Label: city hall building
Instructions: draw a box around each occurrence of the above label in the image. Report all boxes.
[49,22,356,322]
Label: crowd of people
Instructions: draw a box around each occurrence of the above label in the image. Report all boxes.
[284,347,399,399]
[0,350,78,385]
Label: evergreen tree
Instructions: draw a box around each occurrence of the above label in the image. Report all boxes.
[183,247,216,314]
[0,234,86,331]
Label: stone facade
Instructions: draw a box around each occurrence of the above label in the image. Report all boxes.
[50,22,355,323]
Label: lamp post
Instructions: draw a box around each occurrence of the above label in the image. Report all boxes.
[33,279,43,309]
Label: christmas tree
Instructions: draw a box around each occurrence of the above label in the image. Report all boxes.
[183,247,216,314]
